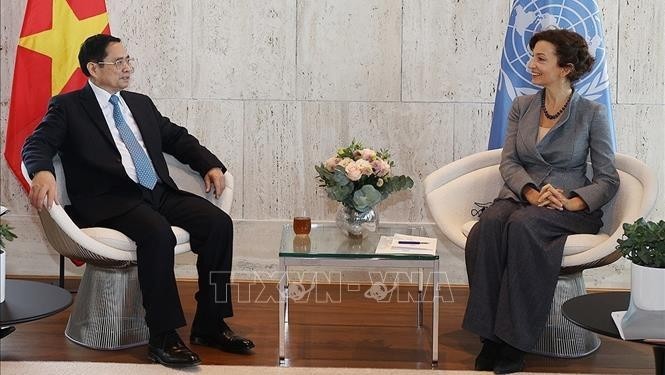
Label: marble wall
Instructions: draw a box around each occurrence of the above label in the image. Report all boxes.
[1,0,663,288]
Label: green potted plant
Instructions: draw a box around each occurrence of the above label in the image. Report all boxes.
[0,207,18,248]
[617,218,665,268]
[1,206,18,303]
[615,218,665,338]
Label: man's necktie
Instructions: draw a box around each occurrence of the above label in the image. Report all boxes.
[109,95,158,189]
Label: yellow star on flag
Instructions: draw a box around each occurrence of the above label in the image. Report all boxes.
[18,0,108,96]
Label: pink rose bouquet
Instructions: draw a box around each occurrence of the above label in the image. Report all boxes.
[315,140,414,212]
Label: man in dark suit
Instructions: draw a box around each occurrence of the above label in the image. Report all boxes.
[22,34,254,367]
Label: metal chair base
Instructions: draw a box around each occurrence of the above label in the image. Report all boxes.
[531,272,600,358]
[65,264,149,350]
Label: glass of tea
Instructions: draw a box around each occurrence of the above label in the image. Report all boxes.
[292,234,311,252]
[293,206,311,235]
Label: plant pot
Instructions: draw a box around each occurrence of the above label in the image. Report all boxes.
[619,262,665,340]
[630,262,665,311]
[0,248,5,303]
[335,205,379,239]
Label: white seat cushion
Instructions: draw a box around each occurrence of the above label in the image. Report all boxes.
[563,233,610,255]
[81,226,190,253]
[461,220,609,256]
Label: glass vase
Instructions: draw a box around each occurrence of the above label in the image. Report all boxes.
[335,205,379,238]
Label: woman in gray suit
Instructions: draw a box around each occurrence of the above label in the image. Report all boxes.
[463,29,619,374]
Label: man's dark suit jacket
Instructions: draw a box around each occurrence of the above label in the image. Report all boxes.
[23,83,225,227]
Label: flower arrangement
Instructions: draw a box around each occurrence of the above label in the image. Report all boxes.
[315,140,414,212]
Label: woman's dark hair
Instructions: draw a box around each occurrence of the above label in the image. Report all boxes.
[529,29,595,82]
[78,34,122,76]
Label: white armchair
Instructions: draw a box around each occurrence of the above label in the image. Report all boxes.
[22,154,233,350]
[424,149,657,357]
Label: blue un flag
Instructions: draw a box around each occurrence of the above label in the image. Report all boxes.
[488,0,616,150]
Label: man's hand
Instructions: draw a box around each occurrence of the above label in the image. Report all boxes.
[28,171,58,211]
[204,167,225,199]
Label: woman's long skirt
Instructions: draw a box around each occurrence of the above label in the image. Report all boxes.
[462,198,603,351]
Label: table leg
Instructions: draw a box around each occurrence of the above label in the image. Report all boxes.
[278,258,286,365]
[432,260,439,366]
[417,267,423,327]
[654,346,664,375]
[0,326,16,339]
[285,284,289,324]
[59,255,65,288]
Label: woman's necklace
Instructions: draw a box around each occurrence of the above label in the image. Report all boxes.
[541,88,574,120]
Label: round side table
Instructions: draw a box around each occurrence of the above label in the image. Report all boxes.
[1,279,72,338]
[562,292,664,375]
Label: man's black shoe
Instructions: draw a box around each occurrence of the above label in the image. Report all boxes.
[493,343,525,374]
[474,339,501,371]
[190,327,255,354]
[148,331,201,368]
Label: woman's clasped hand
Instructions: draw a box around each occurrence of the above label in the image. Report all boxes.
[528,183,587,212]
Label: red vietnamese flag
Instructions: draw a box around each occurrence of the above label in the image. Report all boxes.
[4,0,110,191]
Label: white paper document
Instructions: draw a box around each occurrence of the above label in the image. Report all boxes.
[612,310,665,342]
[611,310,627,339]
[375,233,437,255]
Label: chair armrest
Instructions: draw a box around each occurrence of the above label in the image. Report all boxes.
[423,149,502,195]
[45,203,136,261]
[43,203,136,261]
[163,153,234,214]
[22,161,134,262]
[614,153,658,221]
[218,172,233,214]
[563,155,658,268]
[426,164,504,250]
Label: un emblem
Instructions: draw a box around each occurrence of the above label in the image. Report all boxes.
[500,0,609,101]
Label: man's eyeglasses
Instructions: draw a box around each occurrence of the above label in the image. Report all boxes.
[96,57,136,70]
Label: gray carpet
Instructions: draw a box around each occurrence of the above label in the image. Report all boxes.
[0,361,591,375]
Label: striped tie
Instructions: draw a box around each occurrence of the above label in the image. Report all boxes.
[109,95,158,189]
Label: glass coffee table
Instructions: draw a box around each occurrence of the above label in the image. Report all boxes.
[278,223,441,366]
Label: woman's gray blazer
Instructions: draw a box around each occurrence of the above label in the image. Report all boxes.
[498,90,619,212]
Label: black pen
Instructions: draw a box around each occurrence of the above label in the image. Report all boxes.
[398,241,430,245]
